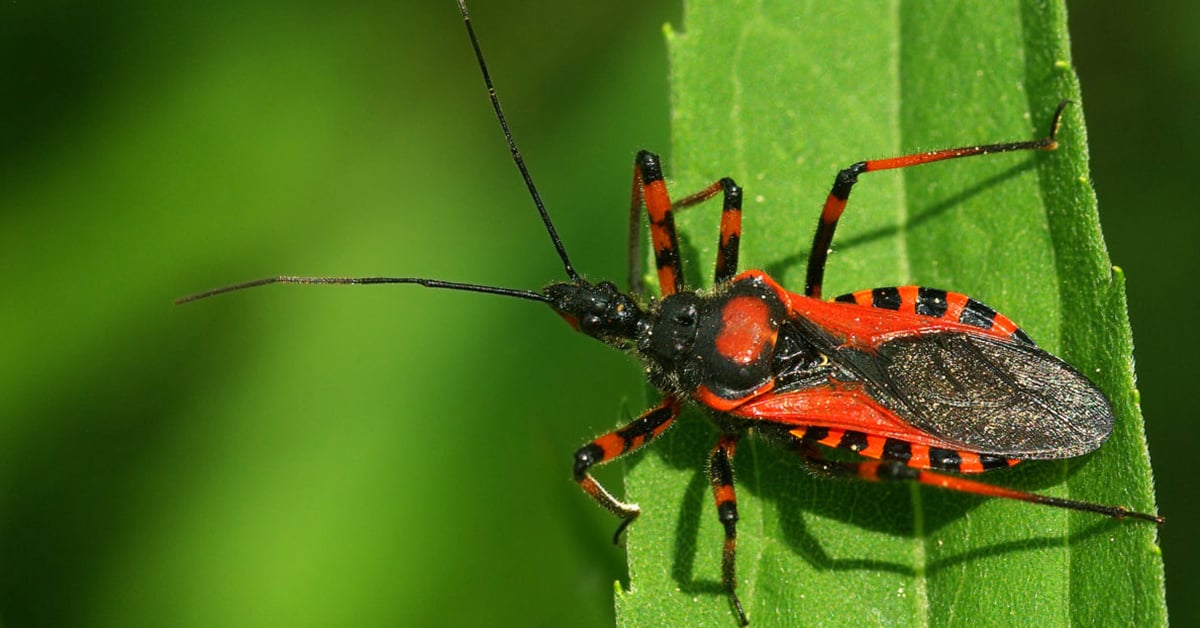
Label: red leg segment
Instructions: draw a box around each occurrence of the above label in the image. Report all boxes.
[628,151,744,295]
[631,151,685,297]
[804,100,1070,299]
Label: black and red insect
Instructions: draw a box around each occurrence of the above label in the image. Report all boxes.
[179,2,1161,625]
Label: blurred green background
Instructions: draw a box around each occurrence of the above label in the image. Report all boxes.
[1,1,1192,626]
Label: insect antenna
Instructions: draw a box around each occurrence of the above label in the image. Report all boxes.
[177,2,579,306]
[458,0,579,282]
[175,276,549,306]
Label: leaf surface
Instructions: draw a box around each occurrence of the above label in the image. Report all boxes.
[615,1,1164,625]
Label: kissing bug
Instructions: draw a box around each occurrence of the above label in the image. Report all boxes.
[177,2,1162,625]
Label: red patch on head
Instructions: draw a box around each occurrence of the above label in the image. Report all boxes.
[556,311,581,331]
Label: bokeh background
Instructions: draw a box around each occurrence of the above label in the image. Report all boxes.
[1,1,1192,626]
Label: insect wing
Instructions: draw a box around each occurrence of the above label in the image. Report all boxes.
[734,385,960,450]
[869,331,1114,459]
[780,288,1114,458]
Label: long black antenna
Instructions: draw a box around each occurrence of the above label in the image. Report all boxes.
[176,276,549,306]
[176,2,579,307]
[457,0,579,281]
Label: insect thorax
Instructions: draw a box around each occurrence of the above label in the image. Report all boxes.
[639,275,833,406]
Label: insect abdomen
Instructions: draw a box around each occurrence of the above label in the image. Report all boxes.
[792,426,1019,473]
[834,286,1035,346]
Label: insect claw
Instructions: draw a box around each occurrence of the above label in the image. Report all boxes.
[730,590,748,626]
[612,510,640,544]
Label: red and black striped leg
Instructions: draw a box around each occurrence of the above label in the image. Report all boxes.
[804,100,1071,299]
[574,396,683,543]
[794,443,1163,524]
[630,150,684,297]
[628,150,744,295]
[709,433,748,626]
[671,177,744,286]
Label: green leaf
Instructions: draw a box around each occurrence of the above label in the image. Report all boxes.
[615,1,1164,626]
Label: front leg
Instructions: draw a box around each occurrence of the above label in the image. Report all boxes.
[628,150,743,295]
[671,176,744,286]
[574,396,681,542]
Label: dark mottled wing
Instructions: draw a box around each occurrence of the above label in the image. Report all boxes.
[859,332,1114,459]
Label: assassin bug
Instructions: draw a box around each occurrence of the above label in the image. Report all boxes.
[178,2,1162,625]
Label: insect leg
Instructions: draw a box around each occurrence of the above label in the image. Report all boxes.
[574,396,682,542]
[794,442,1162,524]
[628,150,744,295]
[671,177,744,286]
[804,100,1071,299]
[629,151,684,297]
[709,433,748,626]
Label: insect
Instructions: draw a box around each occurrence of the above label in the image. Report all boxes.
[178,2,1162,625]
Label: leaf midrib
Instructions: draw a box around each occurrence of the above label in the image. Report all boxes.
[893,3,932,624]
